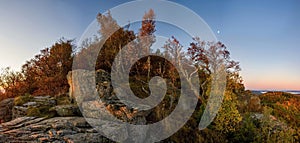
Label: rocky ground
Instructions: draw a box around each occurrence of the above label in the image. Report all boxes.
[0,116,113,143]
[0,70,152,143]
[0,94,117,143]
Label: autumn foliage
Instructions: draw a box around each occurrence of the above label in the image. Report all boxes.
[0,67,25,99]
[0,39,73,98]
[1,8,299,143]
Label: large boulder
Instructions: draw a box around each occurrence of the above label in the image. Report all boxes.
[68,70,151,123]
[67,70,99,104]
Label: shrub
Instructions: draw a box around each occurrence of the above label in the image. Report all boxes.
[27,106,56,118]
[55,94,71,105]
[248,96,262,112]
[26,107,41,117]
[14,93,33,106]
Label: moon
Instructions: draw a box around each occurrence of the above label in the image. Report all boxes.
[217,30,220,34]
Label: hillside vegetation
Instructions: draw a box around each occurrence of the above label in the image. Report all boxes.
[0,9,299,142]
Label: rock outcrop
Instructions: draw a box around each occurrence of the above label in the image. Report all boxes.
[0,116,114,143]
[12,96,57,119]
[0,69,154,142]
[50,105,81,117]
[251,113,289,133]
[69,69,152,124]
[0,98,14,123]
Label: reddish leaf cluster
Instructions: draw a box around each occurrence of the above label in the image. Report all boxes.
[188,37,240,74]
[21,39,73,96]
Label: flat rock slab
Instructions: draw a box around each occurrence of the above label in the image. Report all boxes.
[0,117,115,142]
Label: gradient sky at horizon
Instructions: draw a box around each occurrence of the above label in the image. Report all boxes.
[0,0,299,90]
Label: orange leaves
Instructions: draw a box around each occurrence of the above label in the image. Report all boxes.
[21,39,73,96]
[139,9,156,37]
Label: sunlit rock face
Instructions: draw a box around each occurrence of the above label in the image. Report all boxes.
[68,69,152,124]
[67,69,155,142]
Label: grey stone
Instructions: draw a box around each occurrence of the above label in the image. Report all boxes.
[0,117,115,142]
[51,105,81,117]
[23,102,37,107]
[0,98,14,123]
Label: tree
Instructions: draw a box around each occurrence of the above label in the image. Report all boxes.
[22,39,73,96]
[140,9,156,81]
[0,67,25,100]
[94,11,136,72]
[162,36,186,86]
[159,36,243,141]
[138,9,156,54]
[188,37,240,75]
[213,90,242,134]
[187,38,242,103]
[133,9,156,80]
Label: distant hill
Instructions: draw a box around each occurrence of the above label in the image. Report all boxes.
[251,90,300,95]
[259,91,300,128]
[251,90,263,95]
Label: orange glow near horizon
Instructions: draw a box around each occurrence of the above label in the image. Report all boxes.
[241,69,300,91]
[244,80,300,90]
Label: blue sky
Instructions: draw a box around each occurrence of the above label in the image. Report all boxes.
[0,0,299,90]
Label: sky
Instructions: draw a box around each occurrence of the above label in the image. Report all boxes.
[0,0,299,90]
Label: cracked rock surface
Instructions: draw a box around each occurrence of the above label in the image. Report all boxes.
[0,116,114,143]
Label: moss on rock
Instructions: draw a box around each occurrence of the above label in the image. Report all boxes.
[14,94,33,106]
